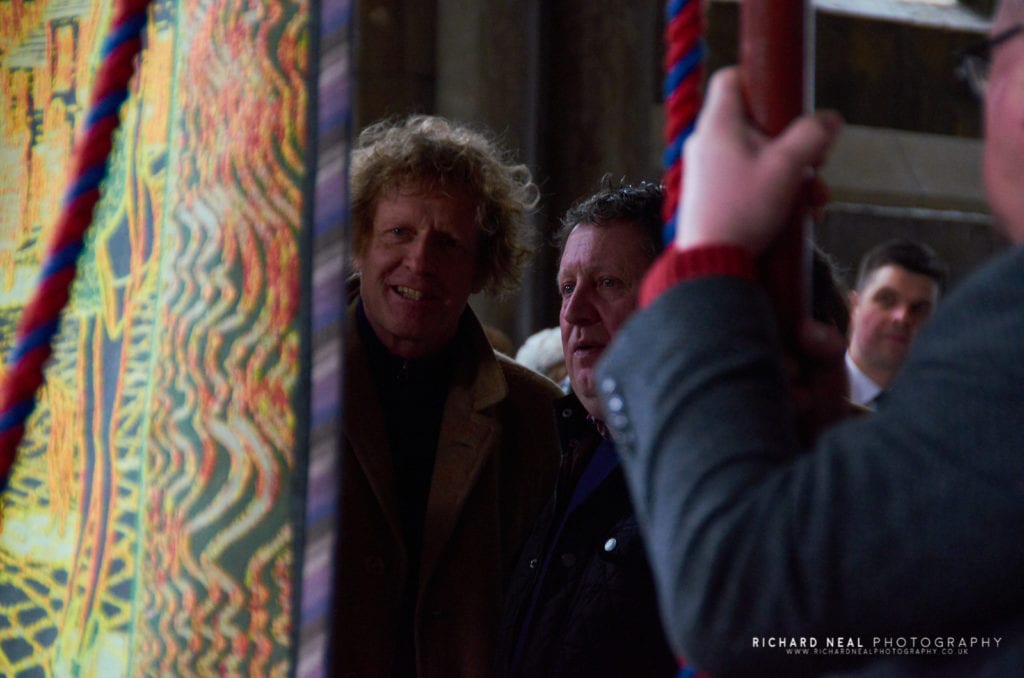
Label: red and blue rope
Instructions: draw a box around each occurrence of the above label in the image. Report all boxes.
[662,0,704,245]
[0,0,152,495]
[666,6,710,677]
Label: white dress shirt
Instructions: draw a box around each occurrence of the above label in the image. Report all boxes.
[845,352,883,409]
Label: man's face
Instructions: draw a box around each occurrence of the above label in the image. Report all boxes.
[984,1,1024,241]
[558,221,651,418]
[848,264,940,384]
[355,183,480,358]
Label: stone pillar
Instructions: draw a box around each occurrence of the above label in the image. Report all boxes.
[437,0,546,346]
[355,0,437,128]
[437,0,662,346]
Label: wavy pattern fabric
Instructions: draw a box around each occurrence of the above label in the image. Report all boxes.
[0,0,310,674]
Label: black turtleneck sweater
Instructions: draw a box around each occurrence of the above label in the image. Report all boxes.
[356,302,459,676]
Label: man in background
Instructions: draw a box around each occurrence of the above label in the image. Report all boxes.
[496,181,676,678]
[845,238,946,407]
[515,326,569,388]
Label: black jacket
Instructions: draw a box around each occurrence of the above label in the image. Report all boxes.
[495,394,677,678]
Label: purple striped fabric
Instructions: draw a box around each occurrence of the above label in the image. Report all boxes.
[298,0,351,674]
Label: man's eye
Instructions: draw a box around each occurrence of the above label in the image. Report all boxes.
[560,283,575,297]
[600,277,618,288]
[874,291,897,307]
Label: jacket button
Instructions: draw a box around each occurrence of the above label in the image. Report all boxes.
[528,558,539,569]
[604,538,617,552]
[561,408,573,419]
[606,395,623,413]
[600,378,616,395]
[364,555,385,575]
[560,553,576,568]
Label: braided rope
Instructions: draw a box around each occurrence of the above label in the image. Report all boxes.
[666,4,707,677]
[662,0,704,245]
[0,0,152,495]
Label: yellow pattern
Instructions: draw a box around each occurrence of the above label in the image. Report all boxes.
[0,0,308,674]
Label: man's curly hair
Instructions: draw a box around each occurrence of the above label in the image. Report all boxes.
[350,115,539,294]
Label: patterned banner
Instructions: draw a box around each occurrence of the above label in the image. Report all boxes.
[0,0,315,674]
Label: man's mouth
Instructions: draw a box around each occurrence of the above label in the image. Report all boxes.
[394,285,424,301]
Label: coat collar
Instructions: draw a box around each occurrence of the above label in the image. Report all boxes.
[419,309,507,584]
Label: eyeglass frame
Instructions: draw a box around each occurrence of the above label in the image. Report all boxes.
[956,23,1024,99]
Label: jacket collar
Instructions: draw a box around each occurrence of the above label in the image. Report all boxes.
[416,306,507,586]
[553,391,607,452]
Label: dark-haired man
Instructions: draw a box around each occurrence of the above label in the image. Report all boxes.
[496,181,676,678]
[845,238,946,407]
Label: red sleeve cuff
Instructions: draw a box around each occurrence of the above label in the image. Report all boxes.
[640,243,756,308]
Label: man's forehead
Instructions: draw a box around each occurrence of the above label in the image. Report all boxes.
[863,265,940,296]
[563,220,648,247]
[558,221,647,263]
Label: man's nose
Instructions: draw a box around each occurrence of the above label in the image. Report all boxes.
[891,304,911,325]
[562,288,597,325]
[405,234,439,272]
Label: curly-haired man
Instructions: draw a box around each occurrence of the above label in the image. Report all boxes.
[334,115,561,678]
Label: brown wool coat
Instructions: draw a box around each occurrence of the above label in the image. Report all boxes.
[333,299,561,678]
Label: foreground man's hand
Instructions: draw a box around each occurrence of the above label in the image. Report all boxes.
[676,67,843,255]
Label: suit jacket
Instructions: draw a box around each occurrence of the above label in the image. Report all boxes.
[333,298,561,678]
[597,246,1024,677]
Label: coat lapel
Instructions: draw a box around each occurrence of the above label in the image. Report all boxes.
[418,311,507,588]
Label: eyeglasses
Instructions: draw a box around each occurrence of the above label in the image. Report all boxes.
[956,24,1024,99]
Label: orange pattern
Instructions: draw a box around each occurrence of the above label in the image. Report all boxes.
[0,0,309,674]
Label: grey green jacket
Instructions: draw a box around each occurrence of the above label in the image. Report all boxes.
[597,246,1024,676]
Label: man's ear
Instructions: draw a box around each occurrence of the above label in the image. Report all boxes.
[848,289,859,311]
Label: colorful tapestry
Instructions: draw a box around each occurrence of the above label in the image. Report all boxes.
[0,0,323,674]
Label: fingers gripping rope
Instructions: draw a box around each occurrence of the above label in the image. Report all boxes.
[662,0,704,245]
[0,0,153,496]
